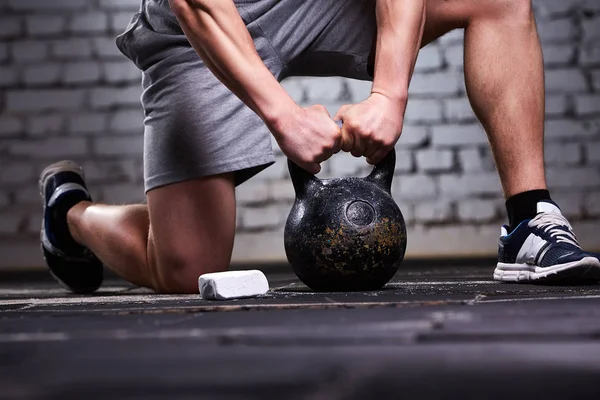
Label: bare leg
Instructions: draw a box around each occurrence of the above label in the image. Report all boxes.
[66,173,236,293]
[422,0,547,198]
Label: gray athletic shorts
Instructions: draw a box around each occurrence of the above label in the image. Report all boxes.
[116,0,376,192]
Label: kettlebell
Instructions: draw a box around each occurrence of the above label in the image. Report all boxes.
[284,128,407,292]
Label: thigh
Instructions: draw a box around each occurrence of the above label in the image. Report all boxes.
[116,0,278,192]
[146,173,236,293]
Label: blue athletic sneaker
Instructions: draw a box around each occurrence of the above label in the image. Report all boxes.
[494,201,600,283]
[40,161,103,293]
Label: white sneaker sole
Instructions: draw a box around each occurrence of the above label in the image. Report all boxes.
[494,257,600,283]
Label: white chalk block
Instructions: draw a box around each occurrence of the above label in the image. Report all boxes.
[198,270,269,300]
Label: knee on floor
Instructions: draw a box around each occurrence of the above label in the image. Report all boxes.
[151,249,230,294]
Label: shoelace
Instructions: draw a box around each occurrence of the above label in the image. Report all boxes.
[529,212,581,248]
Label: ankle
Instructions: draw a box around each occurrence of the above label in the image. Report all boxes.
[66,201,92,246]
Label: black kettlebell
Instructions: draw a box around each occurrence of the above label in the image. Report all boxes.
[284,130,407,292]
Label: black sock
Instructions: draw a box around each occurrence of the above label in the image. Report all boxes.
[505,189,552,231]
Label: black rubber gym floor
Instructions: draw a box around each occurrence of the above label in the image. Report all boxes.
[2,262,600,400]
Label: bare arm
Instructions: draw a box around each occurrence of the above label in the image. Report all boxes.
[372,0,426,105]
[168,0,341,173]
[168,0,297,124]
[336,0,426,163]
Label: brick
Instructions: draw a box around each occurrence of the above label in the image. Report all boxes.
[304,77,345,103]
[457,200,498,223]
[0,66,17,87]
[414,200,453,223]
[280,77,306,103]
[110,12,135,32]
[581,45,600,66]
[23,64,61,86]
[26,114,63,136]
[544,142,581,166]
[545,95,568,116]
[81,160,138,183]
[459,148,486,172]
[0,213,22,234]
[92,37,123,58]
[593,70,600,92]
[584,191,600,217]
[90,86,142,109]
[240,207,281,230]
[102,61,140,83]
[439,173,501,198]
[94,136,143,156]
[346,78,372,102]
[546,167,600,189]
[416,149,454,173]
[68,113,108,135]
[533,0,573,16]
[551,192,583,219]
[0,116,23,136]
[431,124,487,147]
[99,0,141,10]
[545,69,587,93]
[438,29,464,45]
[109,109,143,133]
[8,0,89,11]
[582,0,600,12]
[52,38,93,59]
[0,162,35,184]
[409,71,461,96]
[587,141,600,164]
[0,43,7,62]
[63,62,102,84]
[391,174,437,200]
[444,45,463,68]
[542,44,575,65]
[414,45,442,72]
[103,183,145,204]
[11,41,48,63]
[268,180,295,203]
[236,182,269,205]
[0,17,21,38]
[574,95,600,116]
[404,99,442,123]
[582,17,600,42]
[70,12,108,34]
[394,150,414,173]
[330,152,370,177]
[6,89,86,112]
[545,119,595,140]
[397,125,429,148]
[444,97,475,122]
[25,15,65,36]
[9,137,87,158]
[537,18,575,43]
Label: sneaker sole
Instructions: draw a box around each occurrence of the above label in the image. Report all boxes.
[39,160,86,197]
[493,257,600,283]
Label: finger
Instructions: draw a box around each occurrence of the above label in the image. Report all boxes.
[366,148,390,165]
[351,136,367,158]
[341,127,354,153]
[299,161,321,175]
[363,139,379,159]
[334,104,351,121]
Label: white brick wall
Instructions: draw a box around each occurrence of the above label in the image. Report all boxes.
[0,0,599,269]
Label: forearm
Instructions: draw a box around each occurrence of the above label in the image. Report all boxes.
[372,0,426,104]
[168,0,297,124]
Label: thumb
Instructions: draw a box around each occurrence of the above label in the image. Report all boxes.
[333,104,351,122]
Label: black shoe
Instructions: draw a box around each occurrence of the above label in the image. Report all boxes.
[40,161,103,293]
[494,201,600,283]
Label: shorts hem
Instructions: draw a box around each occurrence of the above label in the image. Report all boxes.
[144,154,276,193]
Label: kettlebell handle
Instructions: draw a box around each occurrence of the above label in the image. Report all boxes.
[287,120,396,197]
